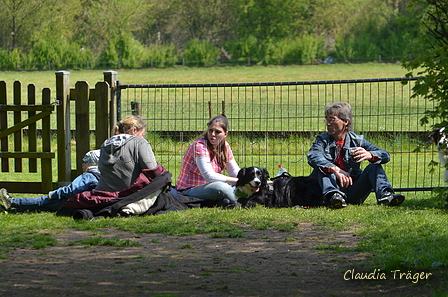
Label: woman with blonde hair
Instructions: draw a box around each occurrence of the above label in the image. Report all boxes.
[176,115,240,206]
[95,115,158,192]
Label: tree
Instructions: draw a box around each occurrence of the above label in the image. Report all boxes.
[0,0,56,51]
[73,0,151,58]
[402,0,448,127]
[401,0,448,206]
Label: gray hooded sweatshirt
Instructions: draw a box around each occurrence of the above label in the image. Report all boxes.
[95,134,157,192]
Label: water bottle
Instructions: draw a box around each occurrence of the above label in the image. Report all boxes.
[277,164,288,176]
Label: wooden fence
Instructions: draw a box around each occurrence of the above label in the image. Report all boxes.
[0,71,117,193]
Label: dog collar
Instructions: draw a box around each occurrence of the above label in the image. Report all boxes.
[235,188,249,198]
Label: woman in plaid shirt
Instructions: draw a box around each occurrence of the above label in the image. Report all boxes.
[176,115,240,206]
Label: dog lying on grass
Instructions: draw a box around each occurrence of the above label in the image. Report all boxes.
[235,167,323,208]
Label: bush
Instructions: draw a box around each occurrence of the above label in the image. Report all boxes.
[116,33,147,68]
[263,35,326,65]
[183,39,220,66]
[144,43,178,67]
[225,35,261,64]
[0,48,12,69]
[300,34,326,65]
[9,49,23,70]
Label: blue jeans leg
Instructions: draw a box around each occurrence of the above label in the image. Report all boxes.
[11,196,66,212]
[317,163,393,205]
[183,182,236,204]
[345,163,393,204]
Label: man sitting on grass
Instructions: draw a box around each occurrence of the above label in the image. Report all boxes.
[307,102,405,209]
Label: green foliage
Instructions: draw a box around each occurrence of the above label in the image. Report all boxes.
[300,34,327,65]
[401,0,448,196]
[225,35,261,63]
[183,39,220,66]
[0,48,13,69]
[144,43,178,68]
[0,0,429,69]
[116,33,148,68]
[333,0,425,63]
[29,36,95,69]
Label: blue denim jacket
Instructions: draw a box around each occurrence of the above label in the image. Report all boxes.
[307,131,390,176]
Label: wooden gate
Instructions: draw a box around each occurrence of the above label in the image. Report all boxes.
[55,70,117,183]
[0,81,55,193]
[0,71,117,194]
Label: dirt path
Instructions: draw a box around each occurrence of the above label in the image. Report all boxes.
[0,223,441,296]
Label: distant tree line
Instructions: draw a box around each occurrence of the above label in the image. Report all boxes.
[0,0,427,69]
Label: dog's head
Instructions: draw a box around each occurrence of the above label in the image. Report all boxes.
[429,127,447,148]
[235,167,270,198]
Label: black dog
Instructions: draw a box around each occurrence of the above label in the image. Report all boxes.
[268,172,324,208]
[235,167,272,208]
[235,167,323,208]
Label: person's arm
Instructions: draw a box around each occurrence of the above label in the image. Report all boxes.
[49,172,99,200]
[137,138,158,169]
[361,139,390,164]
[325,165,353,188]
[226,158,240,178]
[307,135,352,187]
[196,156,238,184]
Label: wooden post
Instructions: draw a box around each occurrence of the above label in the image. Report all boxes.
[0,81,8,172]
[55,71,71,186]
[131,101,142,116]
[75,81,90,176]
[95,81,111,148]
[208,101,212,119]
[103,71,118,136]
[13,81,22,172]
[41,88,52,192]
[28,84,37,172]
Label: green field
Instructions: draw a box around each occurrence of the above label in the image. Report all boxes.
[0,63,413,86]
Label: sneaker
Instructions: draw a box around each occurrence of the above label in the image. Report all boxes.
[378,191,405,207]
[1,188,12,210]
[329,193,347,209]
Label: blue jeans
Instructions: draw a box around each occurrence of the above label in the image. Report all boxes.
[11,196,66,212]
[11,171,99,212]
[182,182,237,204]
[317,163,393,205]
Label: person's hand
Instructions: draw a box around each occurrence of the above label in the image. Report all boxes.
[350,147,372,163]
[330,166,352,188]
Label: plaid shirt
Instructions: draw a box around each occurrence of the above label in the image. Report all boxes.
[176,136,235,190]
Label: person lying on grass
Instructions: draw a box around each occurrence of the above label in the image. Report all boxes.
[0,150,101,213]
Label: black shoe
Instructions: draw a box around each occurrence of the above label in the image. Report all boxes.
[1,188,12,210]
[378,191,405,207]
[329,193,347,209]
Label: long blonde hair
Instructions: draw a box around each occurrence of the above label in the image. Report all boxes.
[203,115,228,170]
[115,115,146,135]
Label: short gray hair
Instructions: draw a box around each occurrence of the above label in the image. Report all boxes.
[325,102,353,131]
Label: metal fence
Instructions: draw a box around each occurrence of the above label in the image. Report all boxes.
[117,77,441,192]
